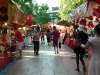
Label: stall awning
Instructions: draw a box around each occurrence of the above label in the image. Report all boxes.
[0,0,26,26]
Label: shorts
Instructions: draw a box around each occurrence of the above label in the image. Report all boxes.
[16,42,23,50]
[53,41,58,47]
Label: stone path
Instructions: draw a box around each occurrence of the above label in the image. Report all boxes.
[6,42,84,75]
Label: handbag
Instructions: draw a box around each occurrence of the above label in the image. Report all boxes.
[72,39,81,49]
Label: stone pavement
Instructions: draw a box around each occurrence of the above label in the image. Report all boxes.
[5,42,85,75]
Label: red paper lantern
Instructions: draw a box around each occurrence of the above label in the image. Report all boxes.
[80,19,87,26]
[96,18,99,21]
[87,15,93,20]
[93,6,100,18]
[88,22,94,28]
[26,14,33,26]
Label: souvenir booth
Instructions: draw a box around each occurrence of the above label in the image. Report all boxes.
[67,0,100,59]
[0,0,26,70]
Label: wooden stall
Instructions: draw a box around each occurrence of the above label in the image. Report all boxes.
[0,0,26,70]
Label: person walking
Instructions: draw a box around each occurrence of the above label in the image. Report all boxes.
[41,28,45,44]
[46,29,51,45]
[51,26,60,54]
[12,26,24,59]
[62,30,68,44]
[74,25,88,73]
[82,24,100,75]
[33,26,41,55]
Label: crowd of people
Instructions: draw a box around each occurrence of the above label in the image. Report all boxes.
[10,23,100,75]
[32,25,62,55]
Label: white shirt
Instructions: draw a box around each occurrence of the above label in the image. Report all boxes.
[88,36,100,60]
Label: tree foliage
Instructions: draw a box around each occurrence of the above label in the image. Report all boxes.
[59,0,86,20]
[50,13,61,24]
[13,0,51,25]
[33,4,51,25]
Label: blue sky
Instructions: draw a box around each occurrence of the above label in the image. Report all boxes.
[35,0,60,8]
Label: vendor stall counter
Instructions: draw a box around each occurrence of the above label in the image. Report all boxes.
[0,47,11,70]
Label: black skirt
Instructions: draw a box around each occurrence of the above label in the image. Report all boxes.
[74,46,85,55]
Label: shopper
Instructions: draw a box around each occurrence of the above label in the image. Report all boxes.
[41,28,45,44]
[58,30,63,50]
[82,24,100,75]
[74,25,88,73]
[46,29,51,45]
[62,30,68,44]
[12,26,24,59]
[33,26,41,55]
[51,26,60,54]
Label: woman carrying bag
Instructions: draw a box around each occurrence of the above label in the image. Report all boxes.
[73,25,88,73]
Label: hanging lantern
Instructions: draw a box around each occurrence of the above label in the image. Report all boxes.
[88,21,94,28]
[96,18,99,21]
[26,14,33,26]
[93,6,100,18]
[87,15,93,20]
[80,19,87,26]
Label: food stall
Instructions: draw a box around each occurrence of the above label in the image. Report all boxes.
[0,0,26,70]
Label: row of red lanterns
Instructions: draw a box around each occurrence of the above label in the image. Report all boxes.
[72,15,97,28]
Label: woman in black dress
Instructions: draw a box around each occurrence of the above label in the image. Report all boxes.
[74,25,88,73]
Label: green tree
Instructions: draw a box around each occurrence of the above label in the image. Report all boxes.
[50,13,61,24]
[33,4,51,25]
[13,0,33,14]
[59,0,86,20]
[13,0,51,25]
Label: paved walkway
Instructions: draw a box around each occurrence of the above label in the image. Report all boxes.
[6,42,84,75]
